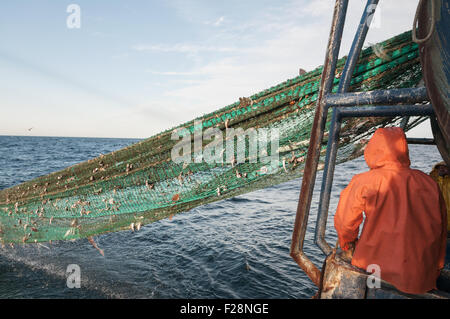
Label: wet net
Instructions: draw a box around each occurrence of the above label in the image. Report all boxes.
[0,31,428,244]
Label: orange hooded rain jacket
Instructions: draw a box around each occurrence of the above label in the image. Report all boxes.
[334,127,447,294]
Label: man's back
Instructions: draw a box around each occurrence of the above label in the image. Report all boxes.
[334,127,447,294]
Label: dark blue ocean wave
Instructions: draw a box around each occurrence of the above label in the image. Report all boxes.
[0,135,443,298]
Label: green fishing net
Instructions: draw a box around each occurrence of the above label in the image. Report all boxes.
[0,31,427,244]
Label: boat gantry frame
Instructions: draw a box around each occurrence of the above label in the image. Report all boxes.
[290,0,435,287]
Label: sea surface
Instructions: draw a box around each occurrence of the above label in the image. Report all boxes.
[0,135,443,299]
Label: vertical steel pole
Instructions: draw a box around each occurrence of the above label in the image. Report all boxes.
[339,0,380,93]
[315,0,379,255]
[290,0,348,287]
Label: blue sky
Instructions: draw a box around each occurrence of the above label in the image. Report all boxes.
[0,0,429,138]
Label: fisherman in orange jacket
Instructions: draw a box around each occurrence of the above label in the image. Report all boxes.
[334,127,447,295]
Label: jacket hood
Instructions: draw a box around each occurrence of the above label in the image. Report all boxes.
[364,127,411,169]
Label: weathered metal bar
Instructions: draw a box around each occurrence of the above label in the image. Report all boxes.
[290,0,349,287]
[315,109,342,255]
[338,104,434,118]
[338,0,379,93]
[324,87,429,107]
[315,0,378,255]
[314,104,434,254]
[406,137,435,145]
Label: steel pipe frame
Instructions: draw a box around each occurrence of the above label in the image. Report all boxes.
[290,0,349,287]
[337,104,434,118]
[406,137,435,145]
[324,87,429,107]
[290,0,433,284]
[316,0,380,254]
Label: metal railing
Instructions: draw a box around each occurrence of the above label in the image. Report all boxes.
[290,0,434,285]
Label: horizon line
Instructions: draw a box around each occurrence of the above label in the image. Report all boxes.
[0,134,143,140]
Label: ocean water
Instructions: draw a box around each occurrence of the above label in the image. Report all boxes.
[0,135,444,299]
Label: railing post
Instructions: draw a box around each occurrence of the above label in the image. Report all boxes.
[290,0,349,287]
[315,0,379,255]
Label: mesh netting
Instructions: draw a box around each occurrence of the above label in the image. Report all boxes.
[0,31,427,244]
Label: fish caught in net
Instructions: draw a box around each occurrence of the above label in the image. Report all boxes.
[0,31,428,244]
